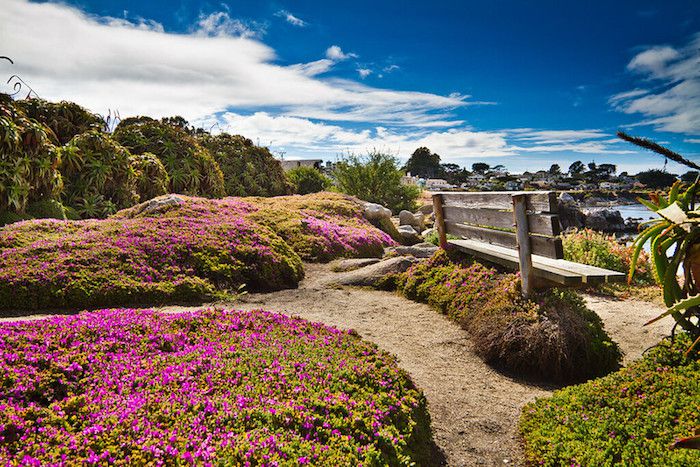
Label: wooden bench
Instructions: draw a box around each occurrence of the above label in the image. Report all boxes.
[432,191,625,297]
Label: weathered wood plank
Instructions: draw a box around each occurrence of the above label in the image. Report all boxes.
[447,239,582,286]
[439,191,558,212]
[441,206,561,236]
[431,194,447,249]
[513,194,533,298]
[445,221,564,259]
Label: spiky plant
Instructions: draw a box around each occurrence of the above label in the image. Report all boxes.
[113,117,224,198]
[14,98,103,145]
[129,152,169,202]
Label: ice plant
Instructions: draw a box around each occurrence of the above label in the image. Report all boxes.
[0,308,433,465]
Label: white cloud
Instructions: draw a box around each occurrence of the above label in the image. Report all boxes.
[275,10,307,27]
[611,34,700,135]
[0,0,466,126]
[685,138,700,144]
[194,11,265,38]
[357,68,372,79]
[507,129,635,154]
[383,64,400,73]
[218,111,512,158]
[325,45,358,61]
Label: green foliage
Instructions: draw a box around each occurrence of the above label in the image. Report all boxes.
[629,181,700,354]
[129,152,169,201]
[287,166,331,194]
[520,334,700,466]
[113,117,225,198]
[387,250,621,382]
[198,133,290,197]
[14,97,103,145]
[333,152,420,214]
[0,94,62,215]
[636,169,678,189]
[563,228,654,286]
[403,146,442,178]
[25,199,67,220]
[57,131,139,218]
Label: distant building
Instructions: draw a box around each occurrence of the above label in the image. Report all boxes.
[279,159,323,171]
[504,180,522,191]
[425,178,453,190]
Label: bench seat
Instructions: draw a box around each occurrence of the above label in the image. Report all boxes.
[449,239,626,287]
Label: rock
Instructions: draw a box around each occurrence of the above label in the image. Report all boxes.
[418,204,434,215]
[328,257,420,287]
[387,243,439,258]
[330,258,381,272]
[557,201,586,230]
[421,227,436,238]
[584,209,626,232]
[121,194,186,218]
[558,192,576,205]
[399,210,425,232]
[363,203,392,221]
[370,216,403,243]
[397,225,422,245]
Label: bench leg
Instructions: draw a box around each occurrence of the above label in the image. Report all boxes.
[512,194,534,299]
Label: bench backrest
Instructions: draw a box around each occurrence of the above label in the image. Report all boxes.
[432,191,564,259]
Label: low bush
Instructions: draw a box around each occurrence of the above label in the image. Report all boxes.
[386,250,622,382]
[0,199,303,310]
[113,117,225,198]
[198,133,290,197]
[0,308,437,465]
[520,335,700,466]
[562,228,655,286]
[333,152,421,214]
[287,166,331,194]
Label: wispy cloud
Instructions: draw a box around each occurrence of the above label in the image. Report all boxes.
[274,10,307,27]
[0,0,465,126]
[357,68,372,79]
[610,33,700,135]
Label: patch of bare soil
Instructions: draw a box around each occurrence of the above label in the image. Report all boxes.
[582,293,669,365]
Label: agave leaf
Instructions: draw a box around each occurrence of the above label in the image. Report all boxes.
[644,293,700,326]
[685,334,700,358]
[638,197,659,212]
[628,223,665,283]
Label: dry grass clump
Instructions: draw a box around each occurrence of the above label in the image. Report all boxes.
[388,250,621,382]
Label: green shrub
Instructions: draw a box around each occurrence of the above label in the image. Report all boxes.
[25,199,67,220]
[333,152,420,213]
[113,117,225,198]
[520,334,700,466]
[14,97,103,145]
[388,250,621,381]
[0,94,62,215]
[563,228,655,285]
[198,133,290,197]
[287,166,331,194]
[129,152,169,201]
[57,131,139,218]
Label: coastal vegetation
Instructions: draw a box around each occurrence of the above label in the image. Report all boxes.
[0,308,436,465]
[379,250,622,382]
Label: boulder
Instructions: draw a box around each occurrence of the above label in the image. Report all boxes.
[399,210,425,232]
[387,243,439,258]
[558,192,576,205]
[120,194,186,218]
[584,209,625,232]
[397,225,422,245]
[557,201,586,230]
[327,257,420,287]
[363,203,392,221]
[330,258,381,272]
[371,216,403,243]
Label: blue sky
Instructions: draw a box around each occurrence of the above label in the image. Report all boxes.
[2,0,699,174]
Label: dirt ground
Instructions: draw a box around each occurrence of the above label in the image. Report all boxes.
[156,263,670,466]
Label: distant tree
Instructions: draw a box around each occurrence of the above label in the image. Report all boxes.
[598,164,617,177]
[403,147,441,178]
[491,164,506,173]
[568,161,585,175]
[681,170,699,183]
[635,169,678,189]
[441,163,469,185]
[472,162,490,174]
[549,164,561,175]
[587,161,597,172]
[619,171,629,178]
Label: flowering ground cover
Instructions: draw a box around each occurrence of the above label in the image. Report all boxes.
[520,335,700,466]
[380,250,622,382]
[0,308,436,465]
[0,193,394,311]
